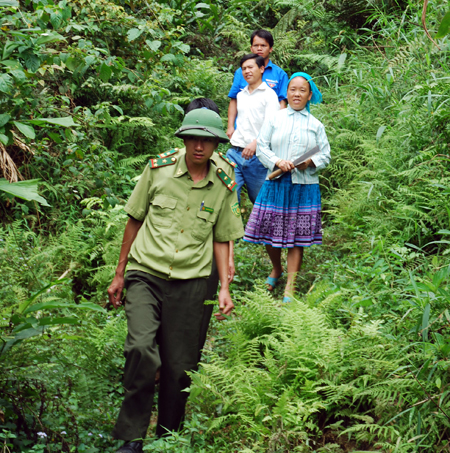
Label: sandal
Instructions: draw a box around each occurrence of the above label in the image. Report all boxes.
[282,296,292,303]
[266,273,283,291]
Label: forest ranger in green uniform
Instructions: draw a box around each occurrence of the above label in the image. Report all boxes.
[160,98,238,362]
[107,108,244,453]
[155,145,237,364]
[142,98,237,386]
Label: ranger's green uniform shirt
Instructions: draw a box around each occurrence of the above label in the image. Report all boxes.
[124,152,244,280]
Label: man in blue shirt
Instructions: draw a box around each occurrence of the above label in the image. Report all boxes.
[226,29,289,140]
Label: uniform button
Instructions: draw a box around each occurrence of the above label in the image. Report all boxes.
[169,266,173,270]
[187,207,190,211]
[181,229,184,233]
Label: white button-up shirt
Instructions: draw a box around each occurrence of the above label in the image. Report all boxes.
[256,105,331,184]
[230,82,280,149]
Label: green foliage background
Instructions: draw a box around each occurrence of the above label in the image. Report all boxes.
[1,0,450,451]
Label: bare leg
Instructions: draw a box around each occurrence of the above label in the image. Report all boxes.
[285,247,304,297]
[265,245,283,290]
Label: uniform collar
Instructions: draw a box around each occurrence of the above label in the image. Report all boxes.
[265,59,273,69]
[203,160,217,186]
[174,154,189,178]
[174,154,215,187]
[287,105,308,116]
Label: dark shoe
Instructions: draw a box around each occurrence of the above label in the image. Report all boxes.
[116,441,143,453]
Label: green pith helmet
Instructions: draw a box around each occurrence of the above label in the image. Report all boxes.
[175,109,229,143]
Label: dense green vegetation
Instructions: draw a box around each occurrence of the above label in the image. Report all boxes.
[1,0,450,451]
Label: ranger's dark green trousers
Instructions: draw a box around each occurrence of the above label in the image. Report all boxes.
[112,270,210,441]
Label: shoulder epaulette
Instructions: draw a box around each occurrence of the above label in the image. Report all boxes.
[157,148,180,159]
[149,157,177,169]
[216,168,237,192]
[218,152,237,168]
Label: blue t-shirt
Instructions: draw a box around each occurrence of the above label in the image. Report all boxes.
[228,60,288,102]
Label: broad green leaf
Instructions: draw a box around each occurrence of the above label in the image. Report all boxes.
[0,73,13,93]
[146,40,161,52]
[11,327,43,341]
[0,113,10,127]
[1,327,43,354]
[22,52,40,72]
[50,12,63,29]
[173,41,190,53]
[36,32,65,45]
[65,56,81,70]
[10,69,26,83]
[1,59,22,69]
[127,28,143,41]
[161,53,177,63]
[37,317,79,326]
[174,103,184,113]
[61,4,71,20]
[0,178,50,207]
[193,11,206,19]
[376,125,386,142]
[78,302,105,312]
[99,62,112,82]
[84,55,96,66]
[0,0,19,6]
[28,117,79,127]
[2,40,19,60]
[13,121,35,139]
[17,279,69,314]
[178,43,190,54]
[24,301,104,314]
[421,304,431,342]
[436,11,450,38]
[438,229,450,235]
[337,53,347,71]
[0,134,8,145]
[48,132,63,143]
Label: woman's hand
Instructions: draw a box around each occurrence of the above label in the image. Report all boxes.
[296,158,315,170]
[276,159,295,172]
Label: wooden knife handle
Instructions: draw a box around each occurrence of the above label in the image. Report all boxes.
[268,168,284,180]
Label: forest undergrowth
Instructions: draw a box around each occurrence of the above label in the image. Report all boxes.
[1,0,450,451]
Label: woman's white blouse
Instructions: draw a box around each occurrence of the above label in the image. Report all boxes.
[256,105,331,185]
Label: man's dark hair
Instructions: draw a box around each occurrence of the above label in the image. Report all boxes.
[250,30,274,48]
[185,98,220,115]
[240,53,265,69]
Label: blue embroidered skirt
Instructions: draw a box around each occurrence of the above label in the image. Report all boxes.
[243,173,322,248]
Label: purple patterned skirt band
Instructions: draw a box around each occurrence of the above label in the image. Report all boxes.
[243,173,322,248]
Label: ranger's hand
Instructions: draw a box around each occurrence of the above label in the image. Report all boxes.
[228,255,235,283]
[214,287,234,320]
[226,126,235,139]
[108,273,125,309]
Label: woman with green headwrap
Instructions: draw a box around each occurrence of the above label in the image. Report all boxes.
[243,72,331,302]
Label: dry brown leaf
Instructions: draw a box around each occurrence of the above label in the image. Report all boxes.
[0,142,21,182]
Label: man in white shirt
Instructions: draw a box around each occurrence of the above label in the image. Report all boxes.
[226,54,280,203]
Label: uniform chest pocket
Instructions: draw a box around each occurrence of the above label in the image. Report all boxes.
[192,210,217,242]
[150,195,177,227]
